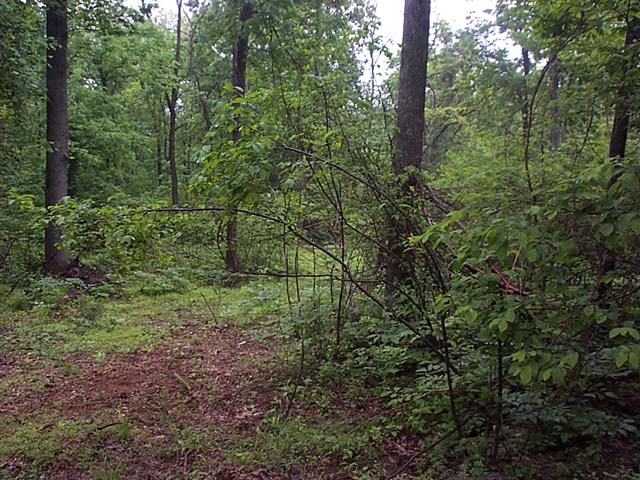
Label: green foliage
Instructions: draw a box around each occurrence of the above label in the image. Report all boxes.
[0,190,46,280]
[1,0,639,476]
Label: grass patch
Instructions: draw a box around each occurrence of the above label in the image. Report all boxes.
[91,463,126,480]
[0,305,165,358]
[0,274,209,358]
[0,269,293,360]
[0,414,91,469]
[215,280,288,325]
[230,413,383,474]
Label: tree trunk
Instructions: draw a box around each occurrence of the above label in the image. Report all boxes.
[597,16,640,300]
[549,62,561,151]
[160,101,167,180]
[225,1,253,274]
[45,0,70,275]
[385,0,430,293]
[521,46,534,193]
[167,0,183,206]
[609,16,640,162]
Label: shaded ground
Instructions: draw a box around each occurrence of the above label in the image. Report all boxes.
[0,283,419,479]
[1,323,277,478]
[1,280,639,479]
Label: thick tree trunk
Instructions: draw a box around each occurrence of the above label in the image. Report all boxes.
[225,1,253,274]
[45,0,70,275]
[385,0,430,293]
[167,0,183,206]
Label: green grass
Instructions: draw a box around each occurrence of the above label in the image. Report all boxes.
[0,371,48,402]
[0,413,142,479]
[0,301,166,358]
[229,412,384,474]
[0,270,389,478]
[0,414,91,468]
[0,271,292,361]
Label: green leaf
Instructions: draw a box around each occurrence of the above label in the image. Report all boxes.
[599,223,614,237]
[524,247,538,262]
[552,367,566,386]
[620,172,640,191]
[629,352,640,370]
[610,327,640,340]
[498,317,508,333]
[562,351,579,368]
[512,351,526,362]
[615,349,628,368]
[520,364,533,385]
[504,309,516,323]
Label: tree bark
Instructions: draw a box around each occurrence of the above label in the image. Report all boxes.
[609,16,640,162]
[521,46,534,193]
[225,1,253,274]
[167,0,183,206]
[385,0,430,293]
[45,0,70,275]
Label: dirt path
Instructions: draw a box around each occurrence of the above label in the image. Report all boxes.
[1,278,428,480]
[1,322,286,479]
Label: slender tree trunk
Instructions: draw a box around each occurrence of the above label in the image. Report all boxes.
[520,47,535,194]
[160,101,167,179]
[609,17,640,162]
[225,1,253,274]
[549,62,561,151]
[167,99,179,204]
[45,0,70,275]
[385,0,430,294]
[167,0,183,206]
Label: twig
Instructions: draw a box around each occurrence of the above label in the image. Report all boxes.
[200,292,219,324]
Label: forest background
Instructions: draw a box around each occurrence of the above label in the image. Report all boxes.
[1,0,639,478]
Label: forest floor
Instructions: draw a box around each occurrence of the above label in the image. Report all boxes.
[1,275,639,479]
[0,278,422,480]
